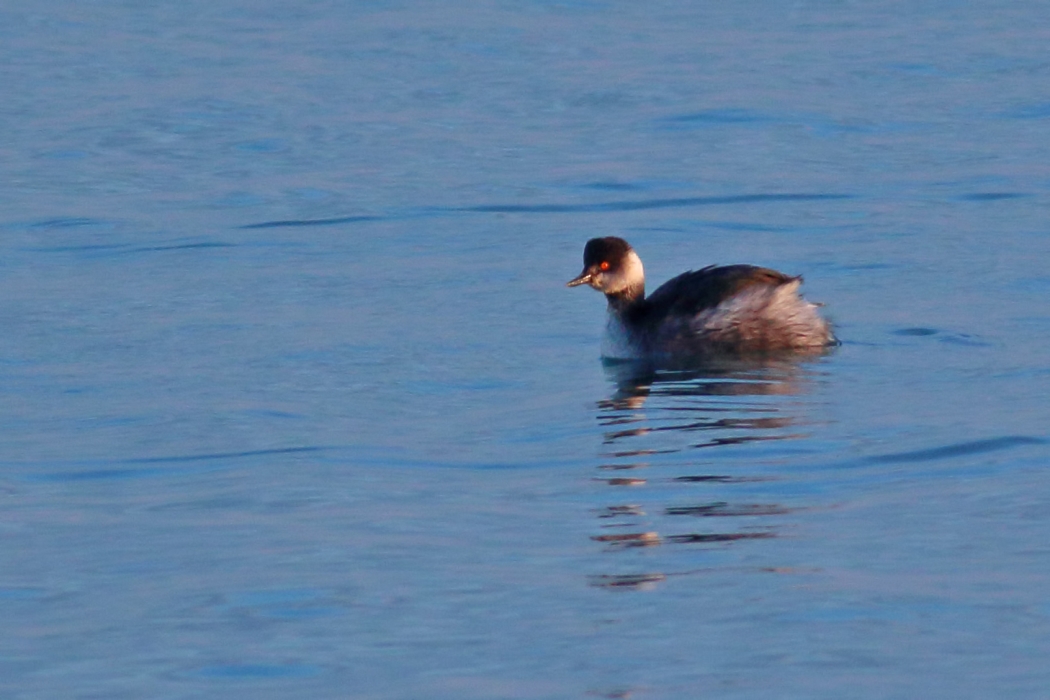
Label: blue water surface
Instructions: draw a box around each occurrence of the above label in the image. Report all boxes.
[2,1,1050,698]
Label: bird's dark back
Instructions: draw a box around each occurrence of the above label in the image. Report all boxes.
[639,264,797,324]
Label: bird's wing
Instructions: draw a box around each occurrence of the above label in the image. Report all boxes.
[644,265,797,320]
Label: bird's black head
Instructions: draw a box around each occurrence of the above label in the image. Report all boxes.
[567,237,645,301]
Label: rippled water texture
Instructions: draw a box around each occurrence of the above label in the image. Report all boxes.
[3,2,1050,698]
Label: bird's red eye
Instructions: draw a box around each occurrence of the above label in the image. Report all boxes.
[600,261,610,271]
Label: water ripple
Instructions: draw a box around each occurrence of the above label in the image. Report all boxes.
[20,446,327,483]
[126,241,236,253]
[239,193,852,229]
[863,436,1045,465]
[957,192,1028,202]
[240,214,385,229]
[450,193,851,214]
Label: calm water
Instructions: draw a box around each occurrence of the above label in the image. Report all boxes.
[3,1,1050,698]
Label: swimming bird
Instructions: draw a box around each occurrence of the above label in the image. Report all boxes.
[567,237,836,360]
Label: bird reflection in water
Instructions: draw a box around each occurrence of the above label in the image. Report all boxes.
[588,354,824,590]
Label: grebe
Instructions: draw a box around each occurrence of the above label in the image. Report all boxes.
[567,237,836,359]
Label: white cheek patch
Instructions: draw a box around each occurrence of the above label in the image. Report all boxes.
[600,250,645,296]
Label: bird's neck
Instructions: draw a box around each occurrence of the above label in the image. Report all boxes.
[605,282,645,315]
[604,249,646,316]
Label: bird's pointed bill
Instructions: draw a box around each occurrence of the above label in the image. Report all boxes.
[566,271,593,287]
